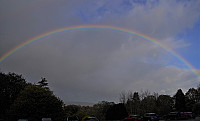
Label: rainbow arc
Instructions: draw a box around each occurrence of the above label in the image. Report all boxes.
[0,25,199,80]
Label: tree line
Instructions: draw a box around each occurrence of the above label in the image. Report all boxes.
[119,88,200,117]
[0,71,200,121]
[0,72,64,121]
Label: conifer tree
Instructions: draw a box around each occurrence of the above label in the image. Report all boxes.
[174,89,186,111]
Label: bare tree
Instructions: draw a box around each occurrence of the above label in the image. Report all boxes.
[139,89,151,100]
[119,91,127,104]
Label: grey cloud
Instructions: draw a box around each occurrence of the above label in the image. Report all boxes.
[2,29,198,102]
[102,0,200,40]
[1,0,200,103]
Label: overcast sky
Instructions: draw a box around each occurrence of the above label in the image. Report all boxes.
[0,0,200,104]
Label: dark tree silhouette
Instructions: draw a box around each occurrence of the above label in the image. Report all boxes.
[38,77,48,88]
[0,72,27,120]
[64,105,81,116]
[174,89,186,111]
[9,84,64,121]
[185,88,198,111]
[105,103,128,120]
[93,101,115,121]
[157,95,173,115]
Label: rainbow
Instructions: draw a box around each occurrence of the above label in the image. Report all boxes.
[0,24,199,80]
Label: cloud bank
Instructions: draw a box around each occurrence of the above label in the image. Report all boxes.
[0,0,200,103]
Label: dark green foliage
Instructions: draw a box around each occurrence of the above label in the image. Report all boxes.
[105,103,128,120]
[141,95,157,113]
[0,72,27,120]
[185,88,198,111]
[93,101,115,121]
[193,102,200,115]
[156,95,173,115]
[174,89,186,111]
[38,77,48,88]
[9,84,64,121]
[186,88,198,103]
[126,92,141,115]
[64,105,81,116]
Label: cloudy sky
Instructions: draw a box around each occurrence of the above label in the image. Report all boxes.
[0,0,200,104]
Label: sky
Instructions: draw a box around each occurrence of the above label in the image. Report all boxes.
[0,0,200,105]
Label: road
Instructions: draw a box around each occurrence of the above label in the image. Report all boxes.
[161,117,200,121]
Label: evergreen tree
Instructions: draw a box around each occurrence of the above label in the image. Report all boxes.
[174,89,186,111]
[157,95,173,115]
[185,88,198,111]
[38,77,48,88]
[132,92,140,114]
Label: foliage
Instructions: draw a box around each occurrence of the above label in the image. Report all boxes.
[193,102,200,115]
[185,88,198,111]
[120,91,174,116]
[9,84,64,121]
[185,88,199,103]
[126,92,140,115]
[64,105,81,116]
[0,72,27,120]
[141,95,157,113]
[174,89,186,111]
[38,77,48,88]
[105,103,128,120]
[1,70,200,121]
[92,101,115,121]
[156,95,173,116]
[76,106,94,120]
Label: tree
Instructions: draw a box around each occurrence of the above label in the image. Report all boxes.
[197,83,200,91]
[185,88,198,103]
[132,92,140,114]
[38,77,48,88]
[0,72,27,120]
[139,89,151,100]
[64,105,81,116]
[119,91,127,104]
[193,102,200,115]
[126,91,134,114]
[196,84,200,103]
[75,106,94,120]
[9,84,64,121]
[126,92,140,115]
[92,101,115,121]
[174,89,185,111]
[105,103,128,120]
[185,88,198,111]
[140,95,157,114]
[156,95,173,115]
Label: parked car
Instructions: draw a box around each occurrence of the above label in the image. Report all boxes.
[166,112,180,120]
[179,112,188,120]
[124,115,143,121]
[184,112,195,119]
[83,117,99,121]
[18,119,28,121]
[143,113,159,121]
[42,118,52,121]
